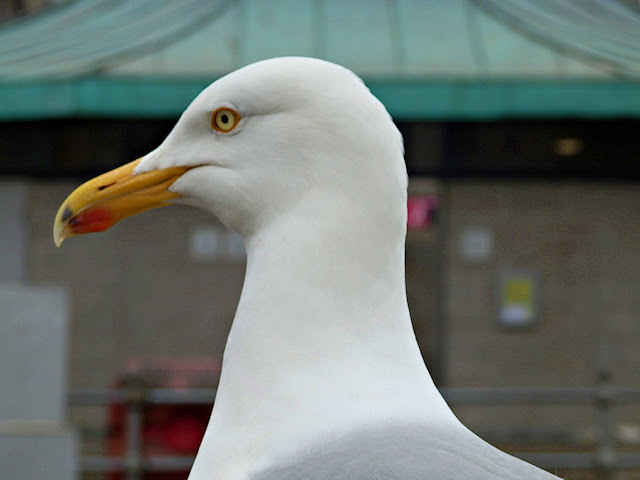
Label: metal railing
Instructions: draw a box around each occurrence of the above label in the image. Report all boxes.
[68,378,640,480]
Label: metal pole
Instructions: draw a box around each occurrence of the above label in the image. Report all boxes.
[595,370,616,480]
[124,381,146,480]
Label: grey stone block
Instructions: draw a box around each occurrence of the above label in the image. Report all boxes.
[0,423,77,480]
[0,285,69,422]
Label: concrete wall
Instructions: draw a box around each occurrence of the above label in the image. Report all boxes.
[0,283,75,479]
[0,285,68,422]
[0,425,76,480]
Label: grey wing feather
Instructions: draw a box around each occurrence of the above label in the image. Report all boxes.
[253,424,562,480]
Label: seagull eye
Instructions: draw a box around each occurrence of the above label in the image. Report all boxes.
[211,107,241,133]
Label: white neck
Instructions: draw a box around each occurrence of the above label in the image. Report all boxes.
[188,193,457,480]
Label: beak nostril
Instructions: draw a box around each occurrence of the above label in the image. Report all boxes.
[98,182,116,191]
[61,206,73,222]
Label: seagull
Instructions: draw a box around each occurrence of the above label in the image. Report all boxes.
[53,57,561,480]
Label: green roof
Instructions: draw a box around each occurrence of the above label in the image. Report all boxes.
[1,0,639,120]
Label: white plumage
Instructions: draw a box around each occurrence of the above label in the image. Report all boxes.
[61,57,562,479]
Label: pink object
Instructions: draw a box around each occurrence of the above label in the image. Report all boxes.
[407,195,438,231]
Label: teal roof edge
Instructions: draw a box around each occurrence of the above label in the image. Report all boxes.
[1,77,639,120]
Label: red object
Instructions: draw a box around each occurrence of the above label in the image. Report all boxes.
[106,357,220,480]
[407,195,439,231]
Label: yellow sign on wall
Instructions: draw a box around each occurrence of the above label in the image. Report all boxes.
[499,272,538,329]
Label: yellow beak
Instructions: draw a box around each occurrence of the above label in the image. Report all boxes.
[53,158,193,247]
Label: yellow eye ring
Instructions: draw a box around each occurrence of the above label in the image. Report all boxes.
[211,107,241,133]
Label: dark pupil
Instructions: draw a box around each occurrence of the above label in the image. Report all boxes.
[220,114,229,124]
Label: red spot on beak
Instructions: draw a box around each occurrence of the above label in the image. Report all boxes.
[68,208,114,234]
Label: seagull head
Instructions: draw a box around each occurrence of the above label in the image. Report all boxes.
[54,57,407,246]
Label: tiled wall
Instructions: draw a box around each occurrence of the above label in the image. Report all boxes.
[25,179,640,432]
[28,180,245,389]
[444,181,640,429]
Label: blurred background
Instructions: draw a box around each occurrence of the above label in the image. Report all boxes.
[1,0,640,479]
